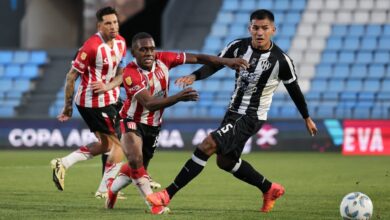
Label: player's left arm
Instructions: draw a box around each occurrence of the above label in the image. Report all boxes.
[284,81,317,136]
[280,56,317,136]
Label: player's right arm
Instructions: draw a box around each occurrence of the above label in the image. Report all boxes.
[175,39,242,88]
[57,68,79,122]
[175,65,220,88]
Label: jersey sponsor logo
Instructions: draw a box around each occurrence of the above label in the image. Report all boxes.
[75,60,85,69]
[125,76,132,86]
[80,52,87,60]
[129,85,141,92]
[250,58,258,66]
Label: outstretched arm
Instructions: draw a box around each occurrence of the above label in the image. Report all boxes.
[284,81,318,136]
[185,53,248,71]
[135,87,199,112]
[57,68,79,122]
[90,67,124,93]
[174,65,220,88]
[175,54,248,88]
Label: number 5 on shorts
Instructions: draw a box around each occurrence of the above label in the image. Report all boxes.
[220,123,233,133]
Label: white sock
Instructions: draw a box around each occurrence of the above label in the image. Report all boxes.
[133,175,153,209]
[61,146,93,169]
[97,162,123,193]
[111,173,132,193]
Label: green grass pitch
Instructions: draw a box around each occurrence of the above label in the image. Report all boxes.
[0,150,388,219]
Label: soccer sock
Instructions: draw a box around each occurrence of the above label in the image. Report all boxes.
[101,152,109,176]
[110,163,132,193]
[166,148,210,199]
[130,166,153,198]
[97,162,123,193]
[61,146,93,169]
[230,159,272,193]
[111,173,132,193]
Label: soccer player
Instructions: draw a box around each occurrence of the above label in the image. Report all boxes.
[147,9,318,213]
[104,32,249,214]
[50,6,126,195]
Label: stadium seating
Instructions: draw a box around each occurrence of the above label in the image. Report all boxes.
[293,0,390,119]
[167,0,390,119]
[10,0,390,120]
[0,50,48,117]
[165,0,307,119]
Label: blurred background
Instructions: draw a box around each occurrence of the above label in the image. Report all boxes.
[1,0,389,154]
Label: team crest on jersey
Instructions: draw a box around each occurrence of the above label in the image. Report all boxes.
[125,76,132,85]
[260,59,271,71]
[80,52,87,60]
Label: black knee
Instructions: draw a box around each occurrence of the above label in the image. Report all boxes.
[216,155,236,172]
[142,148,155,169]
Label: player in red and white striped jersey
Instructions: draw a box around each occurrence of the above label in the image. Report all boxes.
[119,51,185,126]
[51,7,126,197]
[104,32,249,214]
[72,31,125,108]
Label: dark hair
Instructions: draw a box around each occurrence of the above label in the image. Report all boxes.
[131,32,153,47]
[96,6,118,22]
[250,9,274,22]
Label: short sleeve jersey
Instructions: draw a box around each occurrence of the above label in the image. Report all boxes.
[120,51,185,126]
[73,32,127,108]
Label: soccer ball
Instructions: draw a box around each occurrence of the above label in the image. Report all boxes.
[339,192,373,220]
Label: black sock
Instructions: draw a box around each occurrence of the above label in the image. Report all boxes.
[101,153,108,176]
[232,160,272,193]
[166,148,210,198]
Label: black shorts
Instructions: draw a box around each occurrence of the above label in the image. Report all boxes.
[210,111,265,161]
[120,118,160,161]
[76,104,120,135]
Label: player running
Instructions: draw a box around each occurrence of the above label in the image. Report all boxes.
[104,32,249,214]
[147,9,317,213]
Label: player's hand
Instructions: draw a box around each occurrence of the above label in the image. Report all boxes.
[57,106,72,122]
[91,81,107,93]
[224,58,249,71]
[175,74,196,88]
[176,87,199,102]
[304,117,318,136]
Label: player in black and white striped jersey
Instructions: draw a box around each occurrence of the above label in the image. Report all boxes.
[147,9,318,213]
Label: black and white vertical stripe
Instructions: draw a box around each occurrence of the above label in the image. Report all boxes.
[219,38,297,120]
